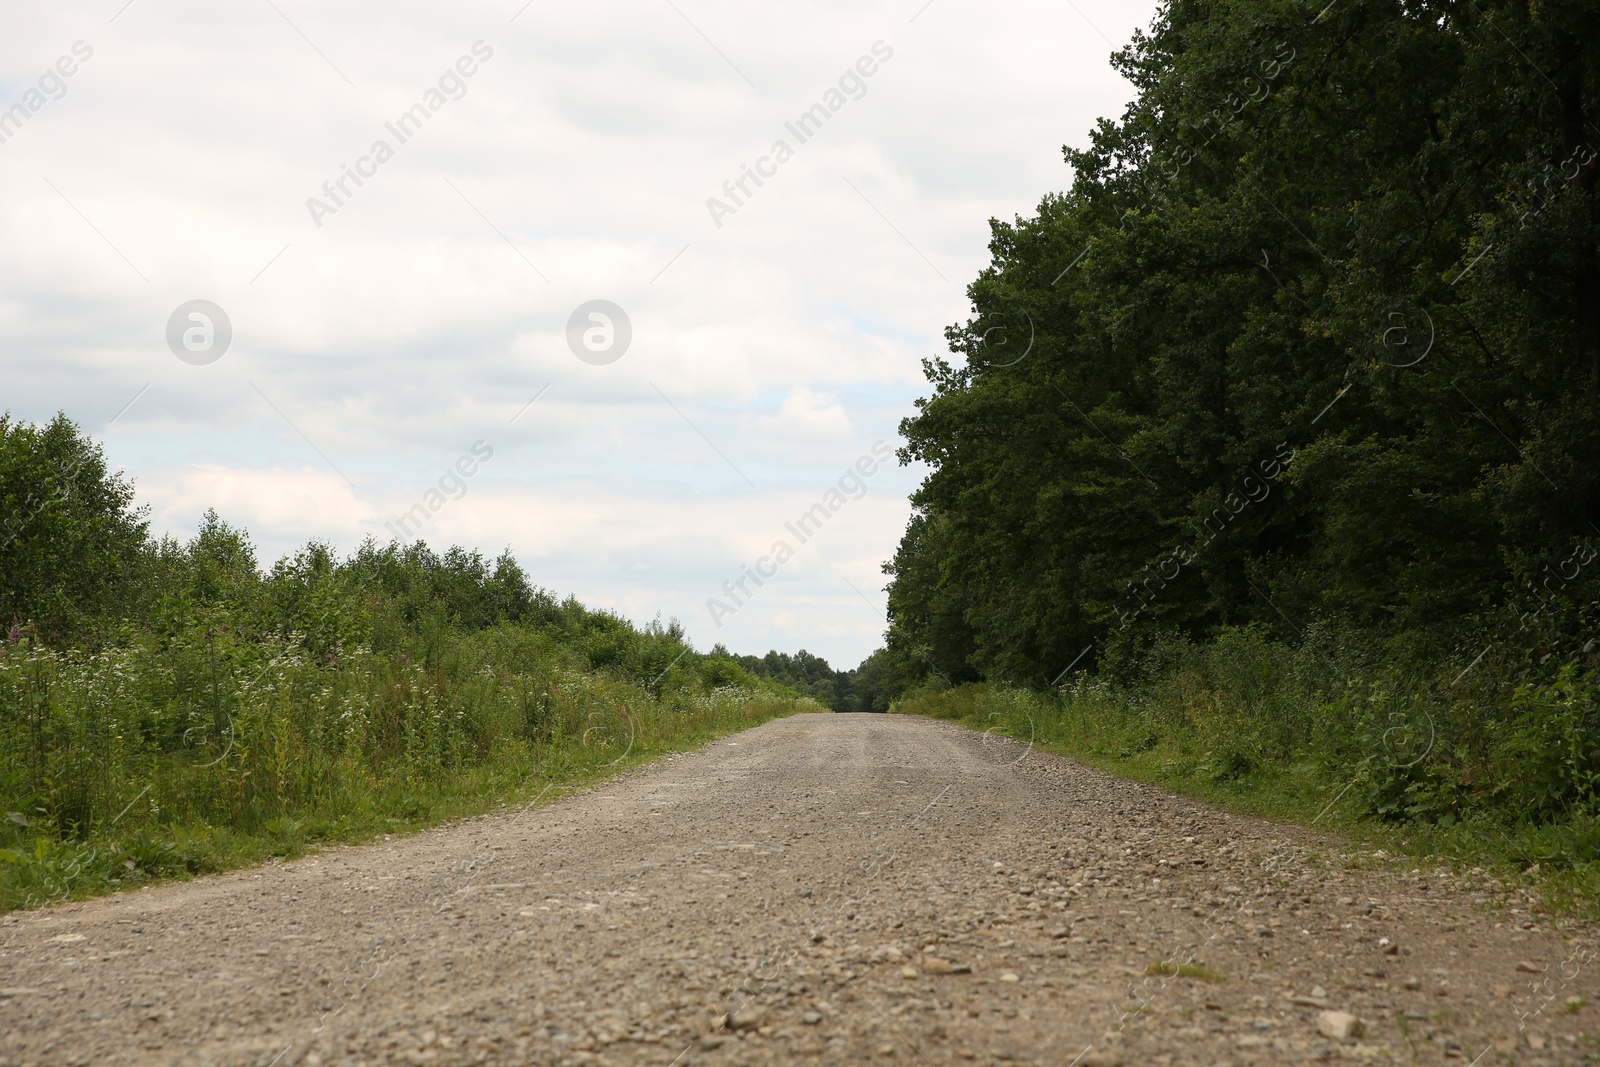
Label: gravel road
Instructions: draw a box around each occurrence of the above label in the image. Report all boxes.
[1,712,1594,1066]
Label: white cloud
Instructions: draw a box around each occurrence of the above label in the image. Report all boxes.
[1,0,1159,668]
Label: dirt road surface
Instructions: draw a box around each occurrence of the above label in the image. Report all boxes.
[1,713,1594,1066]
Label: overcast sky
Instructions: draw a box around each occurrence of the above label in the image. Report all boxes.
[2,0,1161,668]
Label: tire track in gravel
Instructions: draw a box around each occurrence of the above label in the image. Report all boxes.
[1,713,1594,1066]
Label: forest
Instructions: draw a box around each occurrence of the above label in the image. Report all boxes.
[882,0,1600,876]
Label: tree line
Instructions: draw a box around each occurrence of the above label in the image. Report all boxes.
[0,411,890,707]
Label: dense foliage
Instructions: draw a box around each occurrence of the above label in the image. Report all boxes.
[877,0,1600,884]
[886,0,1600,685]
[722,647,903,712]
[903,626,1600,838]
[0,414,821,909]
[0,413,150,638]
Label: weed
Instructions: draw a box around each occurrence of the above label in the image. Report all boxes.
[1145,960,1224,982]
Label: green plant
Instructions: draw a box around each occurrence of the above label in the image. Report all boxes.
[1144,960,1223,983]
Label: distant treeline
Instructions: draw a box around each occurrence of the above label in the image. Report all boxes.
[721,647,902,713]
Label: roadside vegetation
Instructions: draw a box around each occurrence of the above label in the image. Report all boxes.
[879,1,1600,911]
[897,629,1600,915]
[0,413,819,912]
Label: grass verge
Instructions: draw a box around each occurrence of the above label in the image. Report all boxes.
[897,681,1600,920]
[2,678,812,913]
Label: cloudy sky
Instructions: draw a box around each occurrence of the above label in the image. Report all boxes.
[2,0,1160,668]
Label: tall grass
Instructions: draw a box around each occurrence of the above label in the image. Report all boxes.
[0,622,814,911]
[898,624,1600,911]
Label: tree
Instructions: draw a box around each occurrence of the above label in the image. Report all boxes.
[0,412,150,638]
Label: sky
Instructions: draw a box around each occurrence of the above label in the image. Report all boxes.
[1,0,1162,669]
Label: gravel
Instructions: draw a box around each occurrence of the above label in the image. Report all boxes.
[0,712,1593,1065]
